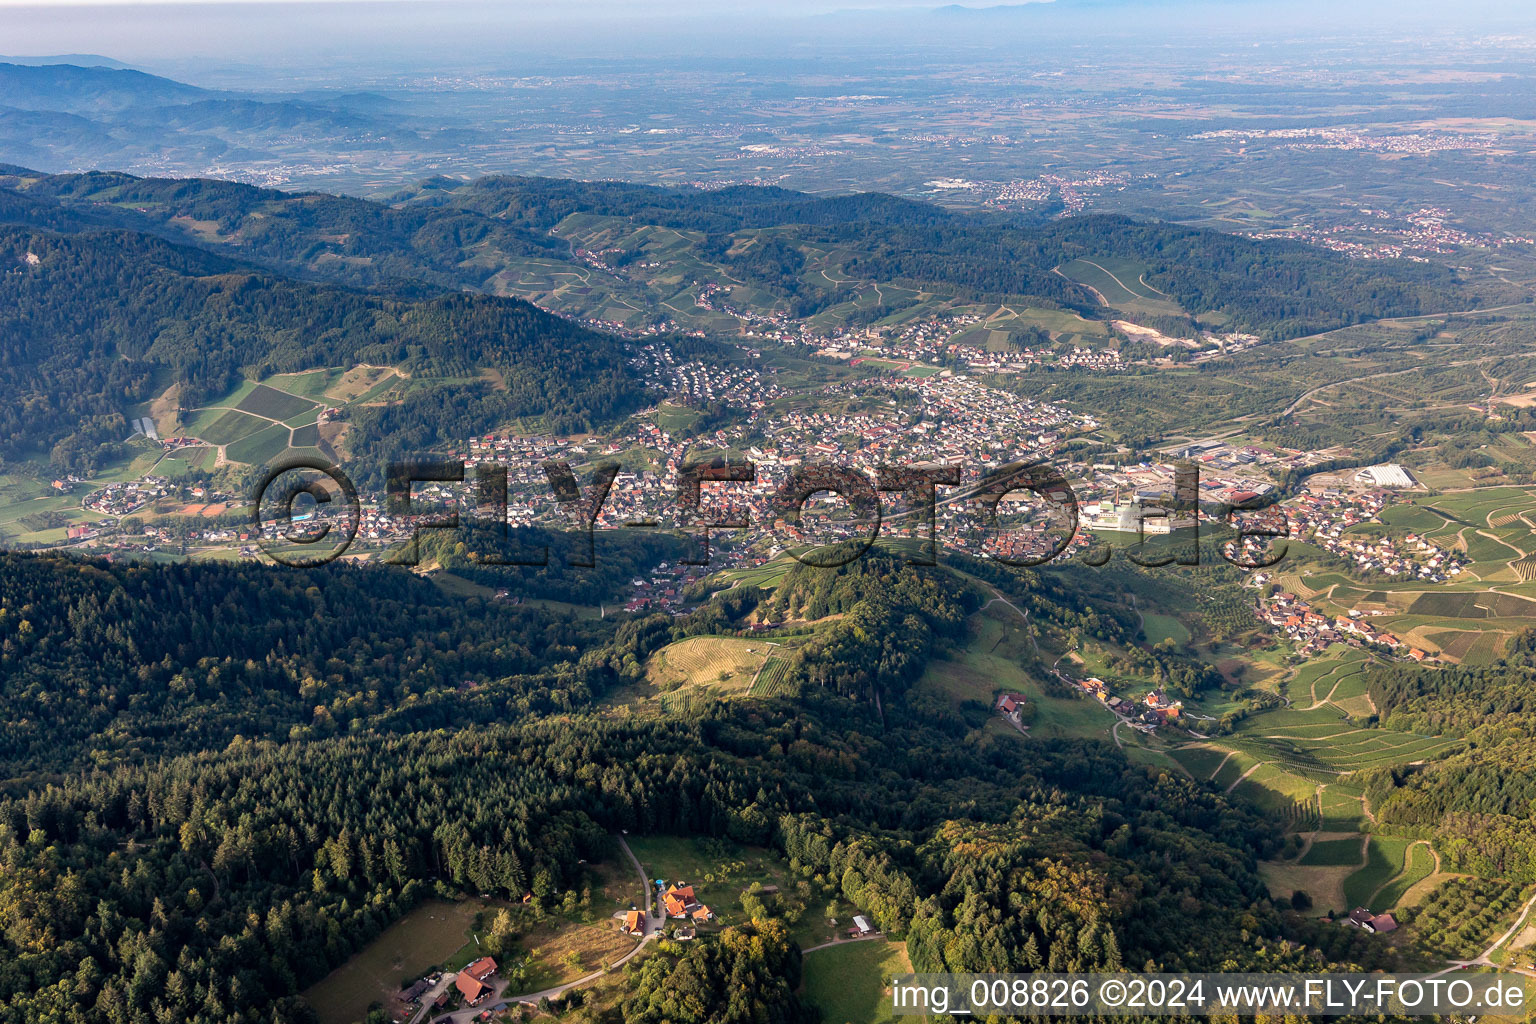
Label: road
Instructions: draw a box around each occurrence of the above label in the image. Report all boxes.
[411,835,657,1024]
[802,932,886,954]
[1431,886,1536,979]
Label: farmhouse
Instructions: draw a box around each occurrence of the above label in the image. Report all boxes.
[1346,908,1398,933]
[464,957,498,983]
[663,883,709,920]
[455,972,490,1006]
[623,910,644,935]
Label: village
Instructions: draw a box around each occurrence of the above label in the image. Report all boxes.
[1251,583,1431,663]
[34,326,1464,621]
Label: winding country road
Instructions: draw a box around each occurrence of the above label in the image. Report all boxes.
[1429,886,1536,980]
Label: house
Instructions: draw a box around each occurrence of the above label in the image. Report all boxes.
[852,915,874,936]
[1347,908,1398,933]
[664,884,701,918]
[691,905,714,923]
[674,926,697,941]
[623,910,644,935]
[463,957,498,983]
[455,972,490,1006]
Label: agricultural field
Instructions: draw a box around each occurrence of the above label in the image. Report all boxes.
[1263,833,1430,917]
[162,365,398,468]
[1055,257,1184,317]
[1231,763,1321,832]
[644,636,773,696]
[1299,836,1367,867]
[1230,702,1457,773]
[1320,788,1368,832]
[1165,743,1231,780]
[750,655,796,697]
[1342,836,1414,909]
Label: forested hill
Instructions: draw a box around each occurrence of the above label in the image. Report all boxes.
[1,168,565,292]
[0,221,640,472]
[0,552,618,776]
[0,673,1326,1024]
[1,168,1502,339]
[1361,629,1536,882]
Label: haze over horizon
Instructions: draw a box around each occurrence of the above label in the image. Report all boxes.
[2,0,1532,72]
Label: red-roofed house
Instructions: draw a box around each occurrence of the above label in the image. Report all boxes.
[455,973,490,1006]
[464,957,498,983]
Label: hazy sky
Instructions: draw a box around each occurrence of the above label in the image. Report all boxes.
[1,0,1530,71]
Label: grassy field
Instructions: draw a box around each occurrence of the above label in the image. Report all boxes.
[1299,836,1366,867]
[1141,612,1190,645]
[302,856,647,1024]
[300,899,481,1024]
[917,606,1112,741]
[1370,841,1438,911]
[801,939,916,1024]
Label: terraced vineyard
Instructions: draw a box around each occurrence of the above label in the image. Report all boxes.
[644,636,772,694]
[749,655,796,697]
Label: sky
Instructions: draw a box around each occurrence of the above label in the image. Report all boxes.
[1,0,1530,71]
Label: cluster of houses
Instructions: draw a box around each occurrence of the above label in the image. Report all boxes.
[1275,490,1464,583]
[846,311,1128,374]
[395,956,501,1018]
[82,477,168,518]
[629,342,785,409]
[445,367,1097,572]
[660,883,714,925]
[1072,676,1184,732]
[1257,586,1429,662]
